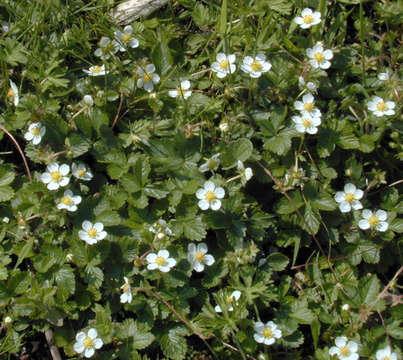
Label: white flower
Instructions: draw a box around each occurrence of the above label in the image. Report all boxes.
[120,276,133,304]
[211,53,236,78]
[341,304,350,311]
[74,328,103,358]
[149,219,173,240]
[137,64,160,93]
[377,70,390,81]
[215,290,241,313]
[240,53,271,78]
[168,80,192,99]
[294,93,321,118]
[294,8,321,29]
[358,209,388,232]
[146,250,176,272]
[114,25,139,51]
[254,321,282,345]
[219,120,229,132]
[329,336,359,360]
[78,221,107,245]
[57,190,82,212]
[307,43,333,70]
[367,96,395,117]
[237,160,253,185]
[196,181,225,211]
[72,163,93,181]
[24,122,46,145]
[376,346,397,360]
[199,153,221,172]
[94,36,119,60]
[4,316,12,324]
[7,80,19,106]
[188,243,215,272]
[41,163,70,191]
[334,183,364,213]
[285,166,305,187]
[83,64,109,76]
[83,95,94,106]
[2,217,9,223]
[298,76,318,92]
[292,114,321,134]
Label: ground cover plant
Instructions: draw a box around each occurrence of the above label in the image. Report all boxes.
[0,0,402,359]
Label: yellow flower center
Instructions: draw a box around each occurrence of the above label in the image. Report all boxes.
[304,102,314,111]
[376,101,387,111]
[302,118,312,128]
[219,59,229,70]
[87,228,98,238]
[77,169,86,177]
[314,52,324,63]
[207,159,216,169]
[122,33,131,43]
[205,191,216,202]
[303,14,314,24]
[93,65,102,73]
[31,126,40,136]
[262,328,273,339]
[340,346,350,357]
[368,215,379,227]
[251,60,262,72]
[50,171,62,182]
[143,73,153,82]
[122,283,130,293]
[345,193,355,203]
[7,89,14,98]
[225,296,234,305]
[155,256,167,266]
[61,196,72,205]
[195,252,205,262]
[83,336,94,349]
[382,357,390,360]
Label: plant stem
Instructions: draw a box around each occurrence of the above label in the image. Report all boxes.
[359,0,366,86]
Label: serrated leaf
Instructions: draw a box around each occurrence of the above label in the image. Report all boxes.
[222,138,253,167]
[66,132,91,158]
[264,133,291,155]
[95,210,121,226]
[160,326,188,360]
[360,275,380,305]
[83,265,104,288]
[182,217,207,241]
[0,165,15,186]
[55,266,76,295]
[266,253,289,271]
[0,186,14,202]
[390,218,403,233]
[303,203,320,234]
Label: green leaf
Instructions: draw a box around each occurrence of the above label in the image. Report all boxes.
[160,326,188,360]
[66,132,91,158]
[55,266,76,295]
[264,132,292,155]
[0,165,15,186]
[14,239,34,270]
[303,203,320,234]
[266,253,289,271]
[277,191,304,215]
[0,185,14,202]
[359,275,380,305]
[219,0,227,34]
[390,218,403,233]
[95,210,121,226]
[222,138,253,168]
[290,299,316,324]
[117,319,155,350]
[182,217,207,241]
[83,265,104,288]
[266,0,293,14]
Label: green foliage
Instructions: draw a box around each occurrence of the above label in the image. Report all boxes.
[0,0,401,359]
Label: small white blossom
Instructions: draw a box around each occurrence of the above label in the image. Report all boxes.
[78,221,107,245]
[188,243,215,272]
[24,122,46,145]
[94,36,119,60]
[199,153,221,173]
[2,217,10,223]
[83,64,109,76]
[237,160,253,185]
[149,219,173,240]
[7,80,19,106]
[307,43,333,70]
[329,336,359,360]
[376,346,397,360]
[292,114,321,134]
[74,328,103,358]
[65,253,74,262]
[57,190,82,212]
[146,250,176,272]
[196,181,225,211]
[219,121,229,132]
[120,276,133,304]
[285,166,305,187]
[334,183,364,213]
[377,70,390,81]
[72,163,93,181]
[298,76,318,92]
[114,25,139,51]
[367,96,395,117]
[294,93,321,118]
[254,321,282,346]
[240,53,271,78]
[168,80,192,99]
[41,163,70,191]
[4,316,12,324]
[358,209,388,232]
[294,8,321,29]
[83,95,94,106]
[215,290,241,313]
[211,53,236,78]
[137,64,160,93]
[341,304,350,311]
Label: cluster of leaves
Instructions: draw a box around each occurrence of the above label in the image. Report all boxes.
[0,0,401,359]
